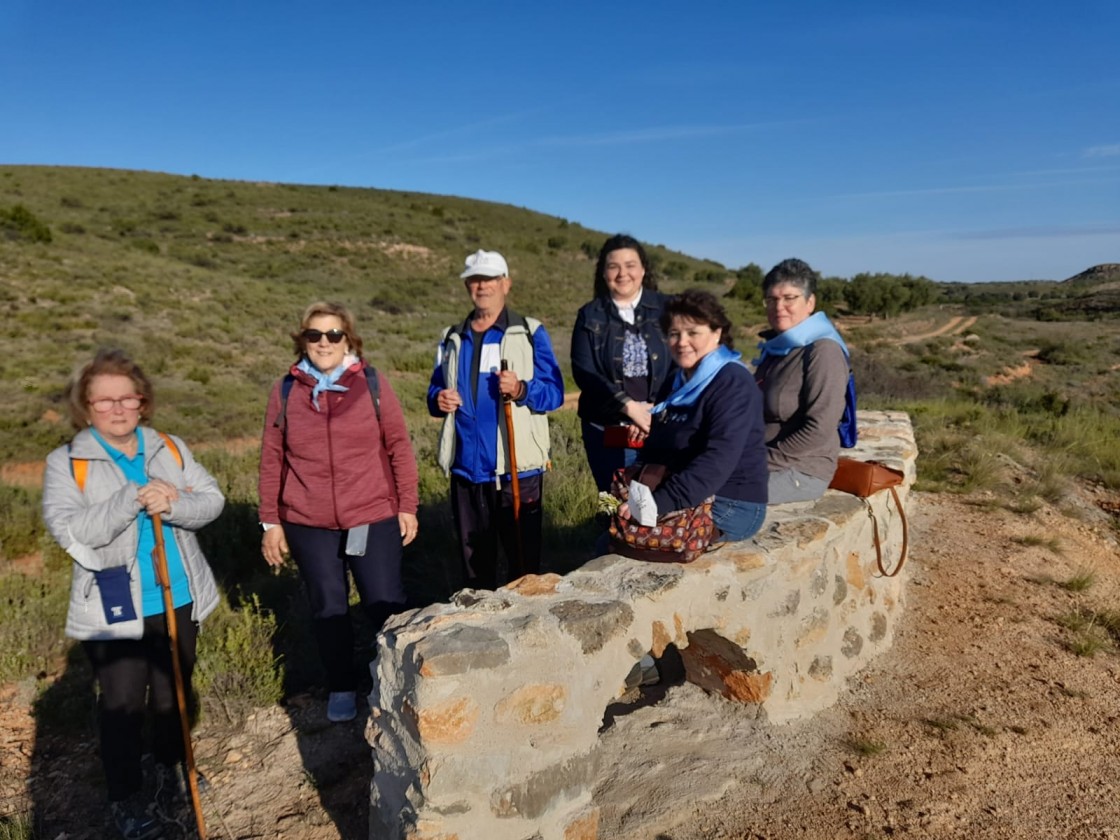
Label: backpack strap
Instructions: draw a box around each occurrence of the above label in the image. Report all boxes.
[157,432,183,468]
[274,368,381,431]
[70,431,184,493]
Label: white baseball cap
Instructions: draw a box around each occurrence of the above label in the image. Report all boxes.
[460,249,509,279]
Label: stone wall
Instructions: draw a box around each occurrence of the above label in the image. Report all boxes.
[367,411,916,840]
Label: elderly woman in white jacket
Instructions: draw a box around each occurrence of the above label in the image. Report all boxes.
[42,349,223,840]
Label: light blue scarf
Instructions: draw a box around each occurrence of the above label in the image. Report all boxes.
[652,345,745,414]
[753,311,849,366]
[296,355,358,410]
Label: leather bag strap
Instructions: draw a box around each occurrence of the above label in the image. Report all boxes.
[868,485,908,578]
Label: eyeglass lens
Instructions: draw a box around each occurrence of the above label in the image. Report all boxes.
[89,396,143,412]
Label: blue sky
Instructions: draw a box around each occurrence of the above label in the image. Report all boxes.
[2,1,1117,282]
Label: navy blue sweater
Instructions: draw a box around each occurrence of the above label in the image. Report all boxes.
[638,362,769,512]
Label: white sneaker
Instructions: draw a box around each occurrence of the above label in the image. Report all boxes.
[327,691,358,722]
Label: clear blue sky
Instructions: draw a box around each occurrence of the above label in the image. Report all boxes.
[2,1,1117,282]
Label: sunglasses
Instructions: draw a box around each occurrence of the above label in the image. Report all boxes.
[301,329,347,344]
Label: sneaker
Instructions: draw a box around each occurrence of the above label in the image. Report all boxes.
[327,690,358,722]
[109,795,161,840]
[154,762,210,814]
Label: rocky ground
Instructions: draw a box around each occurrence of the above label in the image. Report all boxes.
[3,487,1119,839]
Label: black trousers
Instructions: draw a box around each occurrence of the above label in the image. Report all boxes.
[82,603,197,802]
[284,517,406,692]
[450,473,542,590]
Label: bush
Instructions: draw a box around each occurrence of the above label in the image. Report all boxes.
[195,593,285,722]
[0,204,52,243]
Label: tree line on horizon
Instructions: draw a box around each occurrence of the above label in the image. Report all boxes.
[726,262,939,319]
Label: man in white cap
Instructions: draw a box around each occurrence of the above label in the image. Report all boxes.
[428,249,564,589]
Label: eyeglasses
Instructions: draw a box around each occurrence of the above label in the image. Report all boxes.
[301,329,347,344]
[89,396,144,413]
[464,275,503,285]
[764,294,804,307]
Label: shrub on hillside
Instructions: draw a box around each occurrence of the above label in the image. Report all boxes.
[0,204,52,243]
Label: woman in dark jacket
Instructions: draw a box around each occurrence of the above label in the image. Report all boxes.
[259,301,419,724]
[570,234,675,491]
[620,290,768,542]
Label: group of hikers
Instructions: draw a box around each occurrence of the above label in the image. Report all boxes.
[40,234,851,839]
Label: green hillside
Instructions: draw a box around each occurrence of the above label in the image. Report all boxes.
[0,165,738,462]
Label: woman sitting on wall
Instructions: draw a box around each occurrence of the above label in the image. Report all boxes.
[754,258,850,504]
[618,289,768,542]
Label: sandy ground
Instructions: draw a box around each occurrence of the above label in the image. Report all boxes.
[3,488,1119,839]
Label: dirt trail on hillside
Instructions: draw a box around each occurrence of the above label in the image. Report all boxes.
[3,488,1119,839]
[895,314,979,345]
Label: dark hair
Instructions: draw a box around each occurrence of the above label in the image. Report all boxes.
[66,348,156,430]
[593,233,659,299]
[762,258,819,298]
[290,300,364,358]
[660,289,735,350]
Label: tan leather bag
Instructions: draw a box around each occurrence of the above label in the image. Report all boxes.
[828,458,908,577]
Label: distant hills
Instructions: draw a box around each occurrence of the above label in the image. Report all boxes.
[1063,263,1120,286]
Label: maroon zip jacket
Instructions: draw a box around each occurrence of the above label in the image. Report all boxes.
[258,360,419,529]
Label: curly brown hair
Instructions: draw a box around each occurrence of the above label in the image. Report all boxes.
[65,348,156,431]
[289,301,364,359]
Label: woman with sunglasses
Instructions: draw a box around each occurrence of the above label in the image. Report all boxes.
[754,259,851,503]
[258,301,419,724]
[41,348,224,840]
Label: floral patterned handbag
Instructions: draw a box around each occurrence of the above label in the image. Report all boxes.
[607,464,716,564]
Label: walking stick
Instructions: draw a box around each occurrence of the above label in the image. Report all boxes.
[500,361,524,574]
[151,513,208,840]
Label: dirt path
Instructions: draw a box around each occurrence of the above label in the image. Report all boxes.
[896,314,979,345]
[3,488,1119,839]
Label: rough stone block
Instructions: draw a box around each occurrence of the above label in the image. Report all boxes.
[869,612,887,642]
[809,564,829,598]
[680,629,773,704]
[808,655,832,681]
[832,574,848,605]
[729,548,768,570]
[491,751,600,820]
[403,821,458,840]
[411,697,479,745]
[550,600,634,654]
[495,684,567,726]
[845,551,866,590]
[841,627,864,659]
[505,573,564,596]
[795,607,830,649]
[650,621,672,657]
[769,589,801,618]
[416,625,511,677]
[564,806,600,840]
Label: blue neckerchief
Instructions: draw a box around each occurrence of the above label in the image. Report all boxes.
[296,356,356,409]
[753,311,849,366]
[652,345,744,414]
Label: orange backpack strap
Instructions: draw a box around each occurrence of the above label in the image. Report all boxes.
[69,432,183,494]
[158,432,183,468]
[71,452,89,493]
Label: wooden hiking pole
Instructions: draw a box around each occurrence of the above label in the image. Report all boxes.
[151,514,208,840]
[500,361,524,573]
